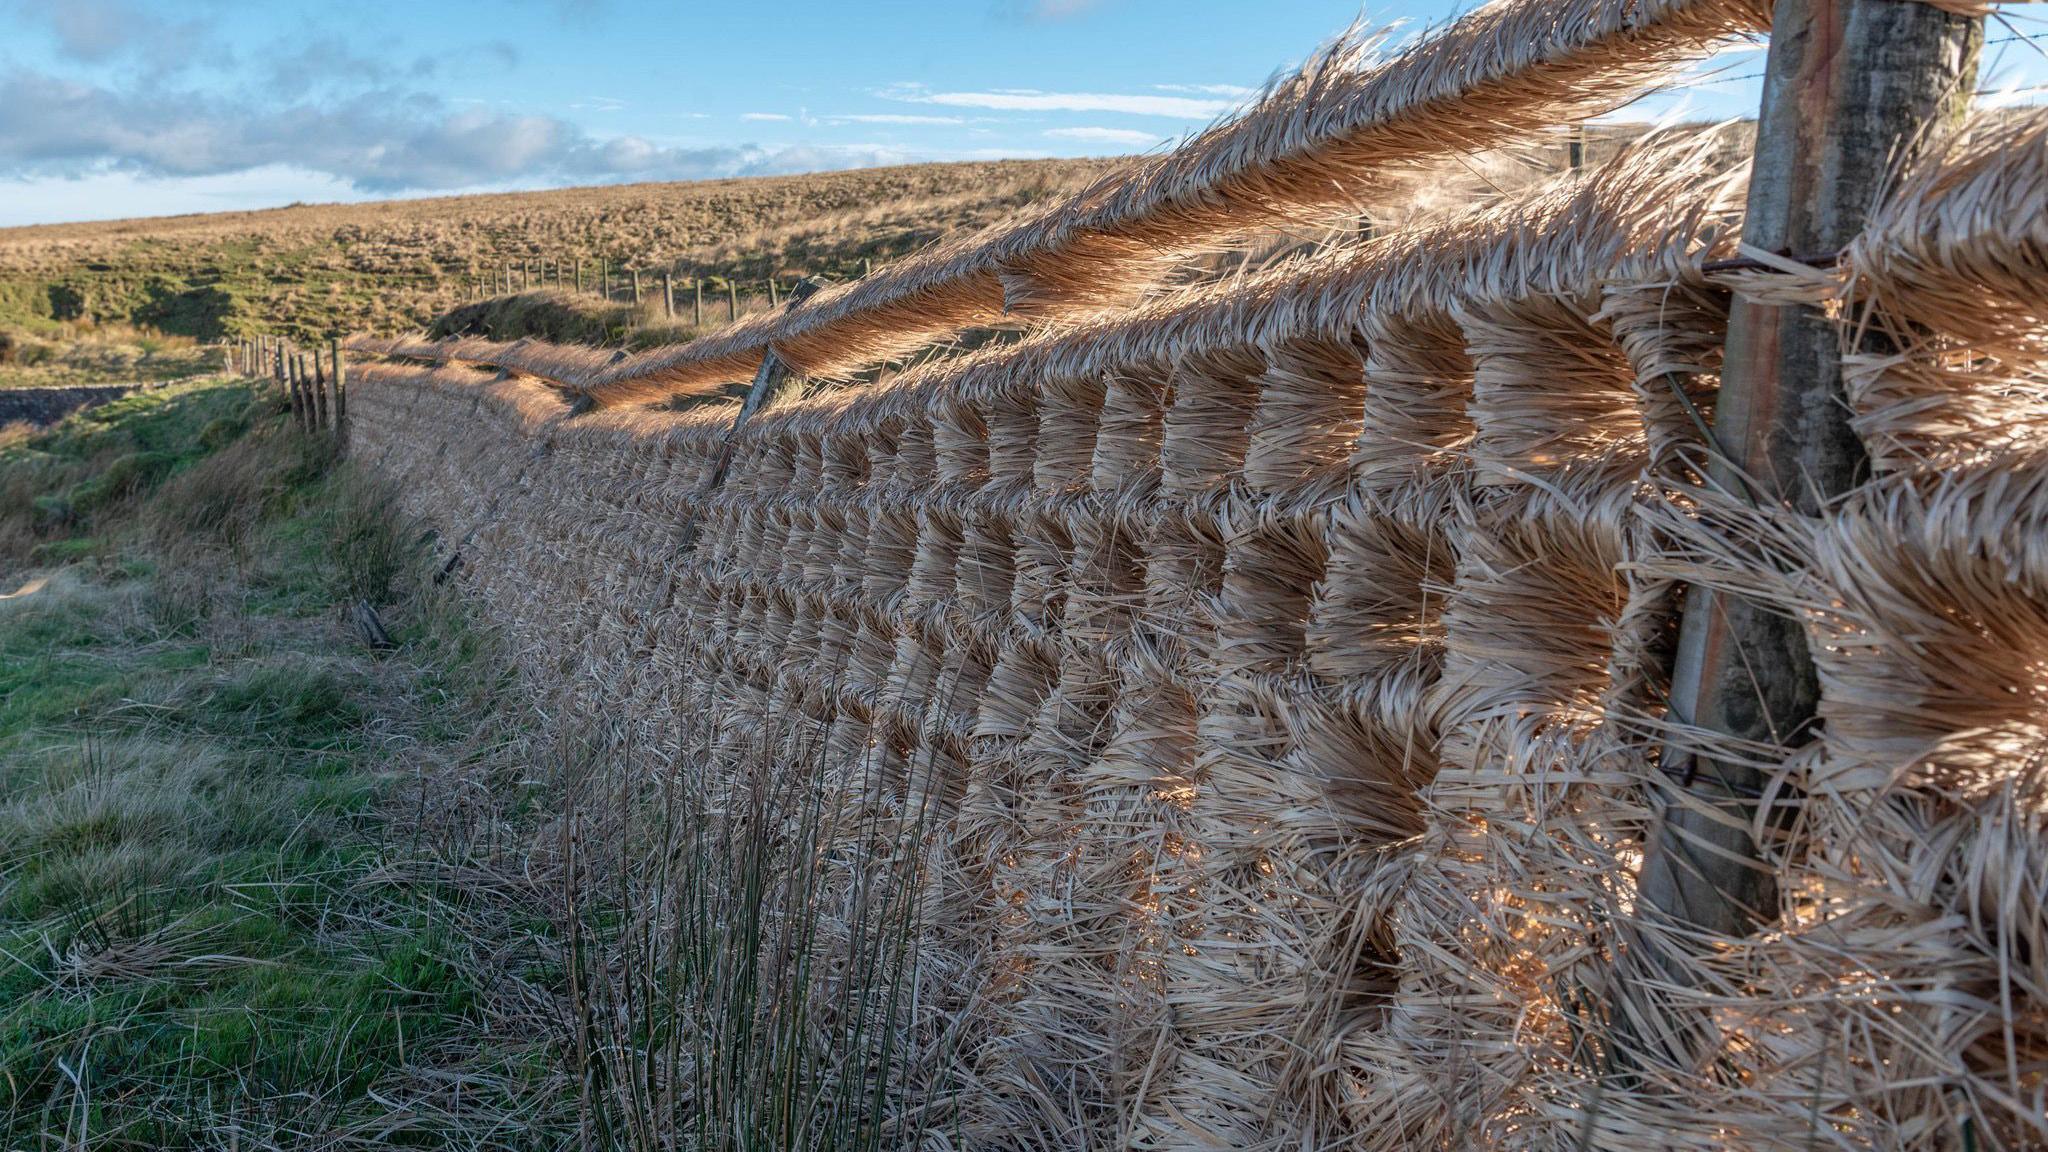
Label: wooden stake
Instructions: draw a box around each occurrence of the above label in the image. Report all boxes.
[312,351,330,430]
[663,271,674,321]
[1636,0,1980,995]
[329,338,347,439]
[693,279,704,327]
[632,268,642,305]
[288,350,306,430]
[678,277,825,549]
[726,280,737,323]
[768,277,779,307]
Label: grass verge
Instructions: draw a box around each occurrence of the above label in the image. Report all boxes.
[0,380,571,1147]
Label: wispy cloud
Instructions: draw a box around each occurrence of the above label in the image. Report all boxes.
[883,84,1230,118]
[1043,126,1163,147]
[740,112,791,122]
[827,113,968,126]
[994,0,1102,19]
[1153,83,1258,98]
[571,96,627,112]
[14,0,213,77]
[0,69,924,193]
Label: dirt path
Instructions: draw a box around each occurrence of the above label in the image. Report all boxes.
[0,382,150,426]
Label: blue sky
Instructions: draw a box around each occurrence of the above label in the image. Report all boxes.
[0,0,2041,227]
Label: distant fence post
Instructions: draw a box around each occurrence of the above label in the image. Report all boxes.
[632,268,642,305]
[287,349,305,430]
[726,280,737,323]
[663,272,674,321]
[330,338,347,441]
[312,351,330,430]
[768,277,779,308]
[693,278,704,327]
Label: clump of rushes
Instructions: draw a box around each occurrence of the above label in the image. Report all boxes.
[557,677,970,1150]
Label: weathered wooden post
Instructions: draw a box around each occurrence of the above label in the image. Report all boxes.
[677,277,825,550]
[329,338,347,440]
[312,352,330,430]
[663,271,674,321]
[693,279,704,327]
[286,349,306,430]
[631,268,642,305]
[768,277,779,307]
[1629,0,1982,1066]
[726,279,737,323]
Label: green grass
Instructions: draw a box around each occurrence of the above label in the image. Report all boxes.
[1,336,955,1150]
[0,384,570,1148]
[0,325,220,391]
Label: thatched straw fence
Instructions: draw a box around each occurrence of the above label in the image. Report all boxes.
[348,111,2048,1147]
[339,2,2048,1144]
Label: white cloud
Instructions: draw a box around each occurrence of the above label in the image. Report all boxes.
[1005,0,1100,17]
[0,68,791,193]
[884,85,1230,118]
[740,112,791,122]
[1153,83,1258,98]
[827,113,967,126]
[1044,126,1162,147]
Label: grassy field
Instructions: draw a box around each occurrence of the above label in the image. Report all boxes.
[0,380,584,1147]
[0,357,935,1151]
[0,160,1113,345]
[0,325,219,394]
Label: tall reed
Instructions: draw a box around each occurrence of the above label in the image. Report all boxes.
[559,676,968,1150]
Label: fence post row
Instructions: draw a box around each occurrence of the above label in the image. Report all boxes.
[237,334,344,437]
[1632,0,1983,1054]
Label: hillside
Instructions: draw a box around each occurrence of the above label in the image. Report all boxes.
[0,159,1115,343]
